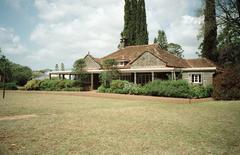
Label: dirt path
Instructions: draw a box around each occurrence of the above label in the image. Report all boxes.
[11,90,213,104]
[0,114,38,121]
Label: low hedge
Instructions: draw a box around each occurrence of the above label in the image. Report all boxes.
[0,82,18,90]
[98,80,213,98]
[24,79,78,91]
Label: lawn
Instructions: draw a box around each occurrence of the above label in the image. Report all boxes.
[0,91,240,155]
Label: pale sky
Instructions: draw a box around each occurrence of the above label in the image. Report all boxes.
[0,0,202,70]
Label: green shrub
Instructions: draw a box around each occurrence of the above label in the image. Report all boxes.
[0,82,18,90]
[144,80,191,98]
[39,80,60,91]
[99,80,212,98]
[24,80,41,90]
[25,79,80,91]
[190,85,211,98]
[97,85,108,93]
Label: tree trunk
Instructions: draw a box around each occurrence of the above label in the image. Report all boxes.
[202,0,218,62]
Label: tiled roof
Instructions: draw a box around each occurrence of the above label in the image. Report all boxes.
[102,44,190,68]
[88,44,216,68]
[186,58,216,68]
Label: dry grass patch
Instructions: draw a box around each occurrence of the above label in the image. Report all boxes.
[0,91,239,154]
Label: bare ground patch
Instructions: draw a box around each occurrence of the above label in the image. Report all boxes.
[0,114,38,121]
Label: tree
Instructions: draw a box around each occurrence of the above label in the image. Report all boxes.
[202,0,218,62]
[167,43,184,58]
[10,63,32,86]
[55,64,59,71]
[73,59,87,89]
[61,62,65,71]
[122,0,148,46]
[154,30,168,50]
[135,0,149,45]
[0,49,12,83]
[216,0,240,48]
[100,59,119,88]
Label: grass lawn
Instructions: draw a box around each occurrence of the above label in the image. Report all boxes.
[0,91,240,155]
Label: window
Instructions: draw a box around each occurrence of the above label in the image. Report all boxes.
[118,62,125,67]
[192,74,202,84]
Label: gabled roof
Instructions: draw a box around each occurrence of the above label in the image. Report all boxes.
[102,44,190,68]
[84,54,101,65]
[85,44,216,69]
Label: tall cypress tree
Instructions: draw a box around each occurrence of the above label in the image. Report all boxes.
[122,0,148,47]
[123,0,131,46]
[202,0,217,62]
[138,0,148,45]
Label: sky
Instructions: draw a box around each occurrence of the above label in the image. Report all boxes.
[0,0,202,70]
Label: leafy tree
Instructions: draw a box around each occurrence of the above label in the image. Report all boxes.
[73,59,87,89]
[167,43,184,58]
[218,44,240,66]
[202,0,218,62]
[0,50,12,83]
[61,62,65,71]
[154,30,168,50]
[10,63,32,86]
[154,30,184,58]
[100,59,119,88]
[216,0,240,48]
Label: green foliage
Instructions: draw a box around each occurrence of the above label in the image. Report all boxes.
[24,79,77,91]
[55,64,59,71]
[122,0,148,46]
[167,43,184,58]
[100,59,120,88]
[73,58,87,88]
[154,30,168,50]
[10,63,32,86]
[213,65,240,100]
[98,80,212,98]
[24,80,41,90]
[144,80,191,98]
[0,82,18,90]
[153,30,184,58]
[218,44,240,66]
[61,62,65,71]
[0,49,32,86]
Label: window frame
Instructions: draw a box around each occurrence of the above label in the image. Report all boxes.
[191,74,202,84]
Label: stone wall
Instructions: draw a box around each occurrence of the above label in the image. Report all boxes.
[85,55,100,70]
[182,71,215,86]
[131,52,166,69]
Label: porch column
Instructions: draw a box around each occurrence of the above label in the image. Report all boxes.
[49,73,51,80]
[63,74,65,80]
[69,74,71,80]
[171,71,176,80]
[134,72,137,84]
[151,72,155,81]
[59,74,61,80]
[90,73,94,90]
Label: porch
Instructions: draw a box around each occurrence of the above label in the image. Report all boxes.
[49,68,180,90]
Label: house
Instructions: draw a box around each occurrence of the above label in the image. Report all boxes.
[49,44,217,90]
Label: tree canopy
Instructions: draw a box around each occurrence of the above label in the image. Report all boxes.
[122,0,148,46]
[154,30,184,58]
